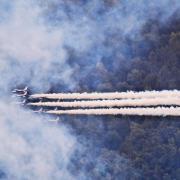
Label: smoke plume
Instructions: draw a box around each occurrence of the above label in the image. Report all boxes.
[0,101,75,179]
[28,97,180,108]
[30,90,180,100]
[47,107,180,116]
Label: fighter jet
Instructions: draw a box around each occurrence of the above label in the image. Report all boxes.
[12,91,28,98]
[13,99,27,106]
[33,107,44,113]
[48,117,60,123]
[12,86,28,94]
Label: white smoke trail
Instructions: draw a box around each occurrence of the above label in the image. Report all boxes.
[30,90,180,100]
[28,97,180,108]
[46,107,180,116]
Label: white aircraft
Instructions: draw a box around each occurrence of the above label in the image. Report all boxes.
[12,86,28,93]
[33,107,44,113]
[13,99,27,106]
[48,117,60,123]
[56,117,60,121]
[12,91,28,97]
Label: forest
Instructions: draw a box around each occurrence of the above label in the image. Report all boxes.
[0,0,179,179]
[50,1,180,179]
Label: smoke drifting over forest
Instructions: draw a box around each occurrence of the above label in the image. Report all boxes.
[0,0,179,179]
[1,0,180,92]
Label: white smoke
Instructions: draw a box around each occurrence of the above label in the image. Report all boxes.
[30,90,180,100]
[47,107,180,116]
[0,0,105,92]
[0,101,75,179]
[0,0,74,91]
[28,97,180,108]
[0,1,77,179]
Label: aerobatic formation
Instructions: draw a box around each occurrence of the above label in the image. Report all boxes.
[12,87,180,117]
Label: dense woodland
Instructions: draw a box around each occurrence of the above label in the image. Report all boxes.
[23,1,180,179]
[52,1,180,179]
